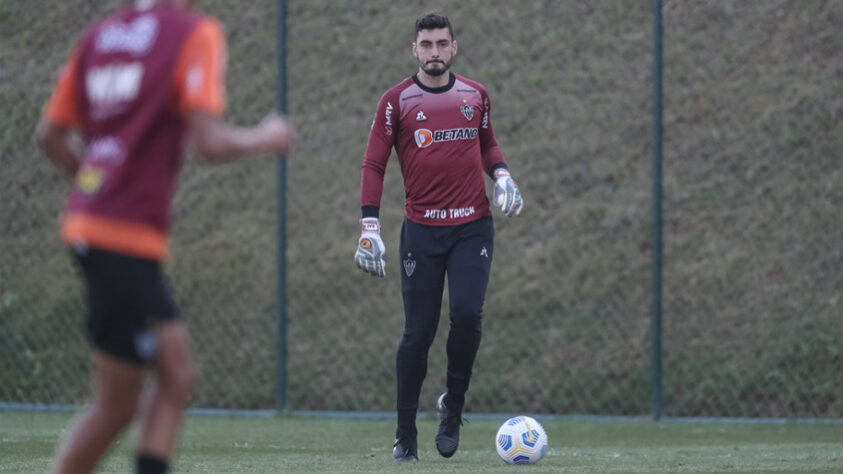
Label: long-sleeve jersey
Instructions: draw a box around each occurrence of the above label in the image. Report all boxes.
[360,72,507,226]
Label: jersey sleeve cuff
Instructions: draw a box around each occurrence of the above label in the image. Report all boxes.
[361,205,380,219]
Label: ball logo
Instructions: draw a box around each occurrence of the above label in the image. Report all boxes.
[414,128,433,148]
[360,238,372,250]
[521,429,539,447]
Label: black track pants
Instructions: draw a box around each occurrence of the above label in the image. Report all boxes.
[395,216,494,431]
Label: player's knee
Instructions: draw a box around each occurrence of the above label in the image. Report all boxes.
[450,301,483,328]
[400,327,437,353]
[175,362,197,399]
[161,361,197,403]
[93,393,138,427]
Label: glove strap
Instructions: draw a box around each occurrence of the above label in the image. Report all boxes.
[494,168,511,180]
[361,217,380,233]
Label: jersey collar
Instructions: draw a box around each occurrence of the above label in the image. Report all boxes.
[412,72,456,94]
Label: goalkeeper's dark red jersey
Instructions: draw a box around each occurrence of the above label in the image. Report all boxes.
[360,72,507,226]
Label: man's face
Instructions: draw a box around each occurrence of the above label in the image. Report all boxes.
[412,28,457,77]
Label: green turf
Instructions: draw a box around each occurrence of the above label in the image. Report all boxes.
[1,411,841,473]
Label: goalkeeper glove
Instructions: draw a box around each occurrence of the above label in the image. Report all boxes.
[493,168,524,217]
[354,217,387,277]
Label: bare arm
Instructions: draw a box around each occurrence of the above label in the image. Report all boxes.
[187,111,293,164]
[35,111,293,176]
[35,119,83,178]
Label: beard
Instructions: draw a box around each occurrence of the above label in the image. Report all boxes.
[420,58,452,77]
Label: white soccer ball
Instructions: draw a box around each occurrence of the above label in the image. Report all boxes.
[495,416,548,465]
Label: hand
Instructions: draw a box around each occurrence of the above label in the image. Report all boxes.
[255,113,294,154]
[186,111,294,162]
[354,217,387,277]
[493,169,523,217]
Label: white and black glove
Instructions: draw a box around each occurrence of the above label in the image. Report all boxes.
[354,217,387,277]
[493,168,524,217]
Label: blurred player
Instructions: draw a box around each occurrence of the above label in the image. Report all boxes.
[35,1,292,473]
[354,11,524,462]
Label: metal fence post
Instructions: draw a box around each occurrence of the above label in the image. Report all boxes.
[276,0,289,413]
[651,0,664,422]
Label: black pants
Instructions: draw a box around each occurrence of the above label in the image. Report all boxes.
[395,216,494,432]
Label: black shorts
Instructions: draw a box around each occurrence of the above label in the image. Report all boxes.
[71,246,179,365]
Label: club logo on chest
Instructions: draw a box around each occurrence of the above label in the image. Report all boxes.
[460,104,474,121]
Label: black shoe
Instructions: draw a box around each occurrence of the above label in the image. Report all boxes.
[435,392,463,458]
[393,432,418,462]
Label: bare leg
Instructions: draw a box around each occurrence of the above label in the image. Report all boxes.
[136,321,196,459]
[53,351,144,474]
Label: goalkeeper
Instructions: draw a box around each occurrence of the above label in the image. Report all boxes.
[354,11,523,463]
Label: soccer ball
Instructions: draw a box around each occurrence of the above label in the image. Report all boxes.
[495,416,548,465]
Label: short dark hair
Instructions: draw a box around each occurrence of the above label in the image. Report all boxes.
[414,12,454,41]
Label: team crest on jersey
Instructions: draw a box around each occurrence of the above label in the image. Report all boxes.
[416,110,427,121]
[460,104,474,121]
[403,256,416,277]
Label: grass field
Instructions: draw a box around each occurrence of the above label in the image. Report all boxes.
[1,411,841,473]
